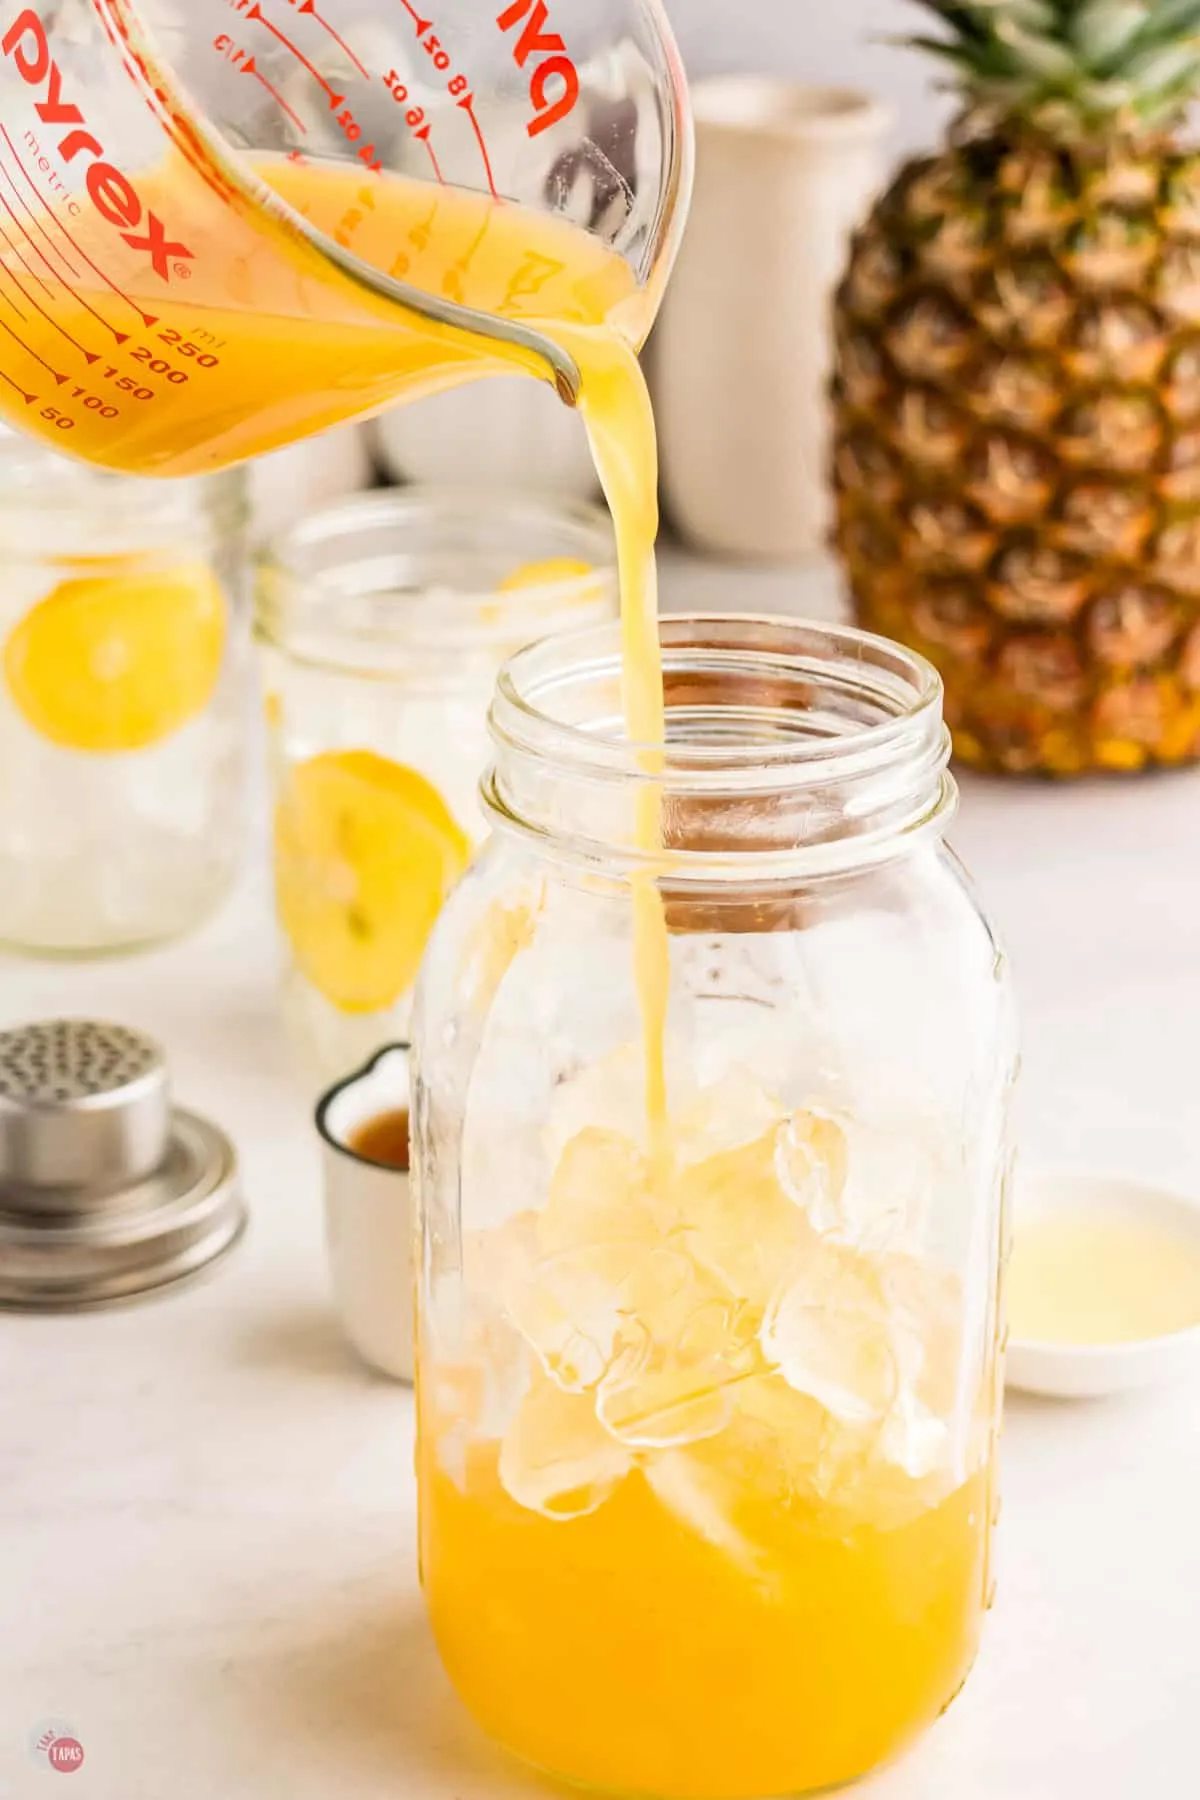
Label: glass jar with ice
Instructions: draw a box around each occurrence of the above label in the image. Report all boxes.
[412,617,1017,1800]
[0,429,247,954]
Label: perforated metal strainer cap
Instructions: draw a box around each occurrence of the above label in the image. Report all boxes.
[0,1021,246,1310]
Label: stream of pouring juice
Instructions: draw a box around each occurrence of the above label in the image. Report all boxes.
[0,154,986,1796]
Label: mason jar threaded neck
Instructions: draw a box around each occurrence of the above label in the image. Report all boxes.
[484,615,956,882]
[255,488,616,683]
[0,426,246,559]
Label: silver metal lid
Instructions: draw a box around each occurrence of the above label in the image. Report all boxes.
[0,1021,246,1311]
[0,1020,171,1202]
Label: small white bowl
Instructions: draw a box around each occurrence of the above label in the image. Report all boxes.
[315,1045,413,1384]
[1006,1170,1200,1401]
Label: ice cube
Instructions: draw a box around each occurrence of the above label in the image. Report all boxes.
[733,1374,931,1521]
[672,1067,783,1168]
[761,1229,965,1492]
[781,1109,942,1255]
[544,1042,652,1161]
[537,1127,660,1256]
[500,1124,777,1446]
[498,1372,633,1518]
[506,1238,639,1392]
[880,1251,965,1421]
[646,1450,775,1590]
[596,1284,762,1448]
[737,1371,954,1529]
[773,1109,850,1233]
[670,1124,819,1308]
[498,1129,661,1391]
[876,1385,948,1481]
[762,1243,912,1427]
[644,1377,829,1591]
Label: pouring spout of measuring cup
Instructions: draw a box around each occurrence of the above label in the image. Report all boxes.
[314,230,583,408]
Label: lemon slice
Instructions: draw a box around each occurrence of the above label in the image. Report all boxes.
[274,749,470,1015]
[3,562,226,753]
[497,557,596,594]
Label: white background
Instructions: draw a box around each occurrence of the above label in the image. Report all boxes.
[665,0,953,153]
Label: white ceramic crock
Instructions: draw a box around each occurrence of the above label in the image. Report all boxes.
[651,80,890,563]
[315,1044,413,1383]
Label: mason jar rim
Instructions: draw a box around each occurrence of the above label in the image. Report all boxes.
[0,426,247,554]
[485,614,957,881]
[255,487,618,674]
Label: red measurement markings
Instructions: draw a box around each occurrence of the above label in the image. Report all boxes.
[0,146,78,278]
[0,169,128,344]
[0,302,68,385]
[215,29,308,131]
[388,8,495,196]
[241,4,381,163]
[0,126,159,329]
[397,0,425,21]
[246,57,308,133]
[292,0,369,79]
[246,2,344,107]
[0,205,51,296]
[242,48,309,132]
[460,96,497,197]
[100,0,238,212]
[0,222,98,364]
[0,367,36,405]
[422,134,444,182]
[383,69,444,182]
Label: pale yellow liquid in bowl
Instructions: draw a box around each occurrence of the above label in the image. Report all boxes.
[1009,1213,1200,1346]
[1,155,991,1796]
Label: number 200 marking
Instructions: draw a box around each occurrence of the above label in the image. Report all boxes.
[133,348,187,385]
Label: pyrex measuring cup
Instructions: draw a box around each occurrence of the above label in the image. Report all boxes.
[0,0,691,474]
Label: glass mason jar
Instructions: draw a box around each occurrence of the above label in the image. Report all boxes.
[256,489,618,1088]
[0,431,248,954]
[413,617,1017,1800]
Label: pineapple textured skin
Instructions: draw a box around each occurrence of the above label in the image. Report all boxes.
[833,0,1200,775]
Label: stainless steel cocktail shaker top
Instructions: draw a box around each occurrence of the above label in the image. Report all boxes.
[0,1021,245,1310]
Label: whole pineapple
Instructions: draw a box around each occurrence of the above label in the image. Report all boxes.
[833,0,1200,775]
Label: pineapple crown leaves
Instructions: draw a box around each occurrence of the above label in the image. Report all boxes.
[901,0,1200,131]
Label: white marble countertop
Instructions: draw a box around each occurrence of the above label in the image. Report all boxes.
[2,551,1199,1798]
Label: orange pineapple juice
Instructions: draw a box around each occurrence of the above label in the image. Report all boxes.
[424,1446,987,1799]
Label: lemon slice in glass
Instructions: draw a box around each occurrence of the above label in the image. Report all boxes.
[483,557,602,631]
[3,562,227,753]
[497,557,596,594]
[274,749,470,1015]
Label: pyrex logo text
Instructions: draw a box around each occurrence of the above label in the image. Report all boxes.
[1,7,193,279]
[497,0,580,140]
